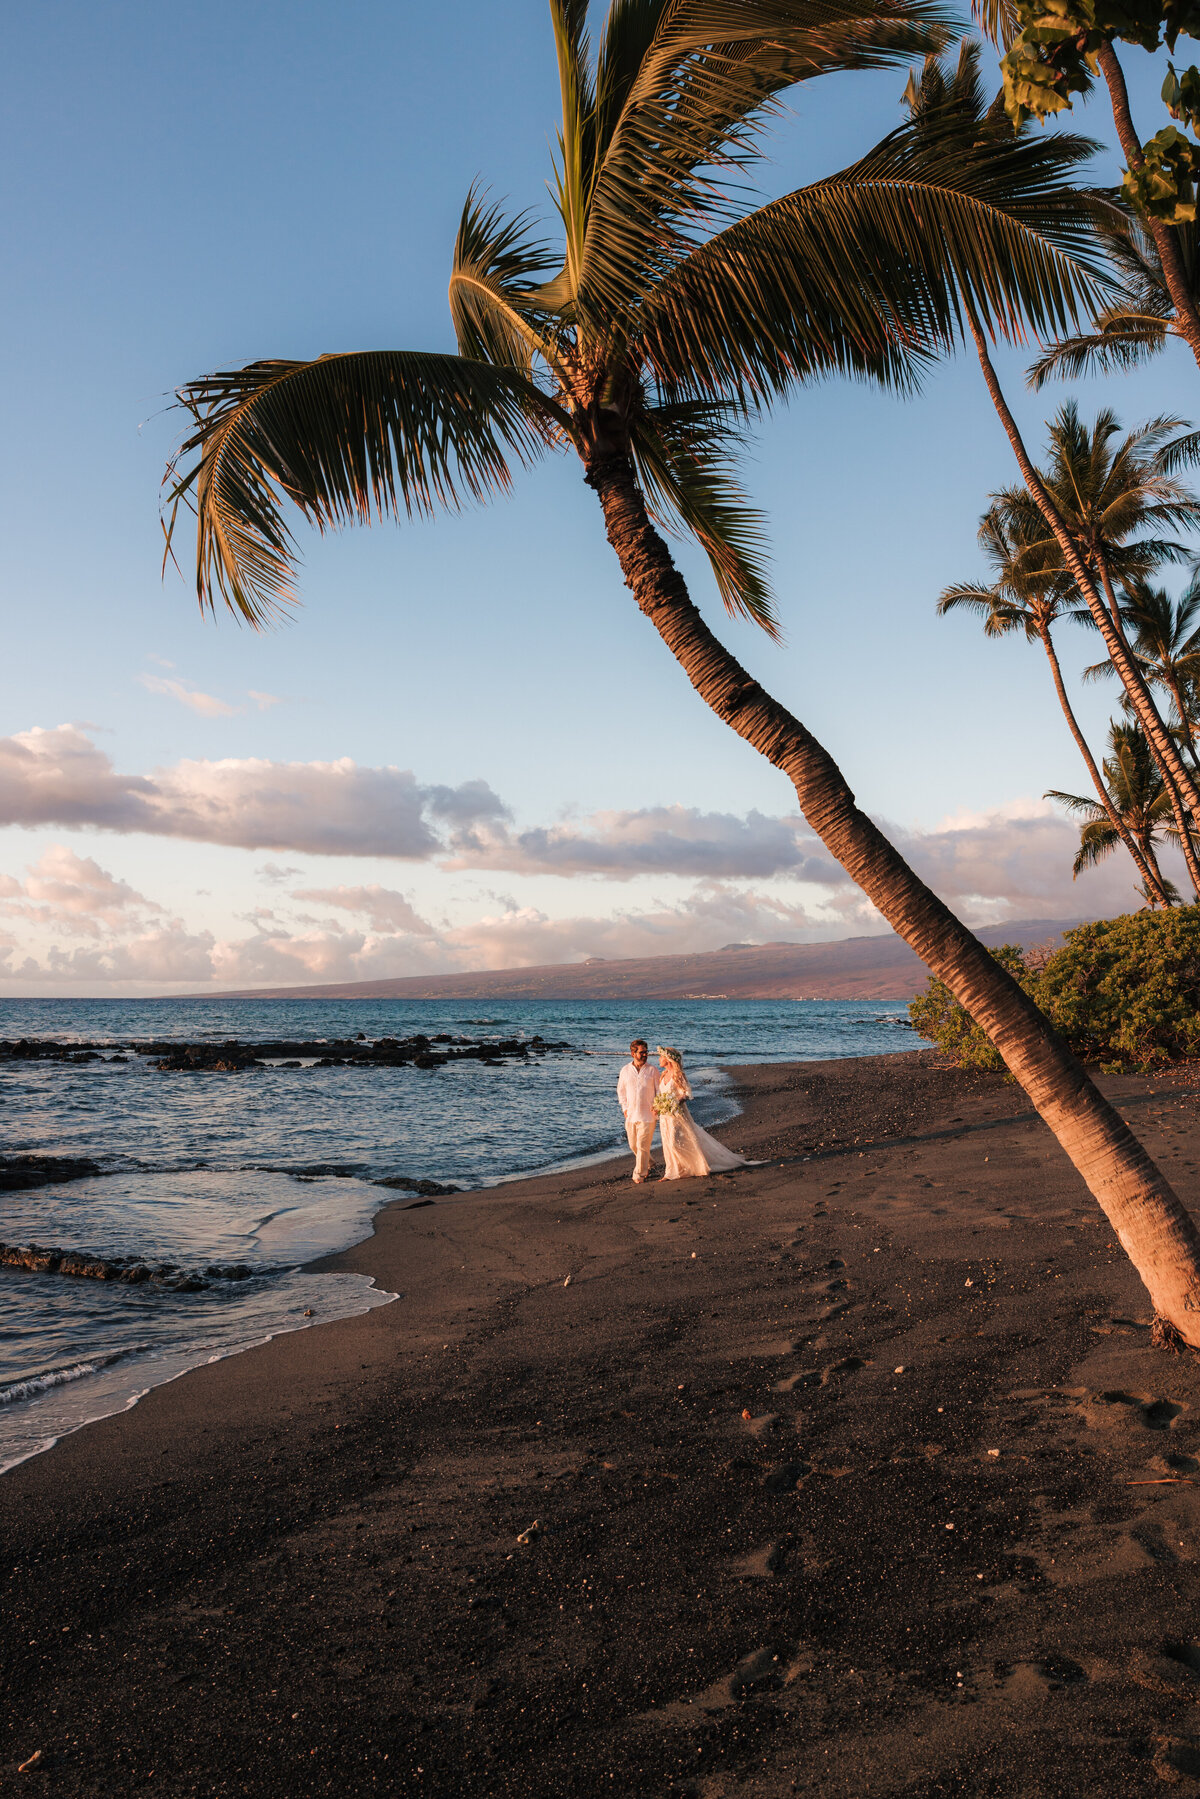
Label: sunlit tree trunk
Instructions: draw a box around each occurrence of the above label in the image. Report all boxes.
[969,319,1200,904]
[1097,44,1200,369]
[1037,622,1172,904]
[584,441,1200,1344]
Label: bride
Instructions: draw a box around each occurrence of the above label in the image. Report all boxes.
[654,1046,748,1180]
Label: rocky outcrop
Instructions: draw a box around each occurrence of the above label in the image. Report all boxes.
[0,1154,103,1192]
[0,1243,259,1290]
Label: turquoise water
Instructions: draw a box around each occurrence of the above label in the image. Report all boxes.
[0,996,914,1471]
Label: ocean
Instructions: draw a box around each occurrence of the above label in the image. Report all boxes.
[0,996,915,1473]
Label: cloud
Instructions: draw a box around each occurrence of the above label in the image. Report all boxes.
[248,691,283,711]
[0,726,507,859]
[138,674,237,717]
[256,862,302,885]
[0,846,162,939]
[441,804,843,882]
[292,884,435,936]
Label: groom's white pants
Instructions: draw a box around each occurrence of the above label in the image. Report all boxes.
[625,1117,655,1179]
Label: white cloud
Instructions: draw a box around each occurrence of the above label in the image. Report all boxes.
[0,726,507,858]
[0,846,162,939]
[291,884,434,936]
[138,674,237,717]
[441,804,844,883]
[248,691,283,711]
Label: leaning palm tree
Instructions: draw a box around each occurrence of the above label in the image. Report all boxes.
[938,505,1174,903]
[911,53,1200,841]
[1049,721,1181,905]
[165,8,1200,1340]
[972,404,1200,898]
[1085,579,1200,771]
[1029,209,1200,391]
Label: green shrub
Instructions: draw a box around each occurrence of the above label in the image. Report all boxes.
[908,907,1200,1070]
[907,945,1030,1072]
[1035,908,1200,1066]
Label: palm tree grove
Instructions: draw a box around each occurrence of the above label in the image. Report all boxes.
[17,4,1200,1796]
[169,4,1200,1342]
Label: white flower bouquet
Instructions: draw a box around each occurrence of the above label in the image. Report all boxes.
[653,1090,680,1117]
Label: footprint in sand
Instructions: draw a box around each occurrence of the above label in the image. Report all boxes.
[821,1355,869,1386]
[762,1459,810,1493]
[731,1540,789,1578]
[1092,1390,1185,1431]
[993,1656,1089,1699]
[773,1369,821,1394]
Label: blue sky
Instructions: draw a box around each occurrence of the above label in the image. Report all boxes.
[1,2,1195,992]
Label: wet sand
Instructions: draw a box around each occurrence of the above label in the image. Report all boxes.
[6,1049,1200,1796]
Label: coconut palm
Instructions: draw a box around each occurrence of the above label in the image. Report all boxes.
[964,402,1200,898]
[1048,721,1181,903]
[1028,210,1200,391]
[164,8,1200,1339]
[1085,579,1200,770]
[913,49,1200,838]
[938,505,1174,903]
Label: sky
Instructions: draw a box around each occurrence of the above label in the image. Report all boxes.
[2,2,1197,995]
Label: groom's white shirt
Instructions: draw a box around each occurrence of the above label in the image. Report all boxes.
[618,1060,660,1124]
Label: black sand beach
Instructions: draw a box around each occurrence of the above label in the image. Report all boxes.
[6,1049,1200,1796]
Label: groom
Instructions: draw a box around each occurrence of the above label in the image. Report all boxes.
[618,1037,660,1183]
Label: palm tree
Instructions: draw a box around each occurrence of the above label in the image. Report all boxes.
[959,399,1200,898]
[938,505,1174,903]
[1085,579,1200,770]
[1029,210,1200,391]
[1049,721,1180,904]
[973,0,1200,373]
[164,8,1200,1340]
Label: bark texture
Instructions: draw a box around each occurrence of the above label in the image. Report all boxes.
[1098,44,1200,371]
[584,445,1200,1342]
[1038,624,1172,904]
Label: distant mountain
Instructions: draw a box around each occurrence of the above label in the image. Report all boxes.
[200,919,1084,1003]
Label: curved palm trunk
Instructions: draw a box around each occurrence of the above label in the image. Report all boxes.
[1037,623,1172,904]
[1093,557,1200,900]
[1097,44,1200,371]
[970,322,1200,832]
[584,444,1200,1343]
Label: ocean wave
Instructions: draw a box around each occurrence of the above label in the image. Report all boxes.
[0,1349,142,1408]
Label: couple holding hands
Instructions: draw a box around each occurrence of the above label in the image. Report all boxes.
[617,1039,747,1183]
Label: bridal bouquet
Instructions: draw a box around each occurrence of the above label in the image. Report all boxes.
[653,1090,680,1118]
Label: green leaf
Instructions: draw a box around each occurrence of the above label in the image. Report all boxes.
[165,352,566,625]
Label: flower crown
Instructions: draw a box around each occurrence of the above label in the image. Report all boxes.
[656,1045,683,1066]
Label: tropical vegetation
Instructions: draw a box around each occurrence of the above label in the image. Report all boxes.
[912,907,1200,1069]
[165,2,1200,1340]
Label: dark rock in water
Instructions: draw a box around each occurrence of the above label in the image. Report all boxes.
[204,1263,255,1281]
[374,1177,462,1196]
[413,1054,446,1070]
[0,1241,212,1290]
[0,1154,103,1193]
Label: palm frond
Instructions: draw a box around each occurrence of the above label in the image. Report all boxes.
[165,352,567,624]
[970,0,1019,48]
[1027,316,1172,388]
[638,67,1108,401]
[579,0,951,320]
[627,399,778,635]
[449,188,565,371]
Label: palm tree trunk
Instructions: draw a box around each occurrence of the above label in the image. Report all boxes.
[1091,556,1200,899]
[1037,623,1172,904]
[969,319,1200,825]
[1097,43,1200,370]
[584,443,1200,1344]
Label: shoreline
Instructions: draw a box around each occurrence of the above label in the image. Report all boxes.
[0,1065,748,1477]
[7,1048,1200,1795]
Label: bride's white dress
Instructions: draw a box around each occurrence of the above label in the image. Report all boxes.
[658,1077,748,1180]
